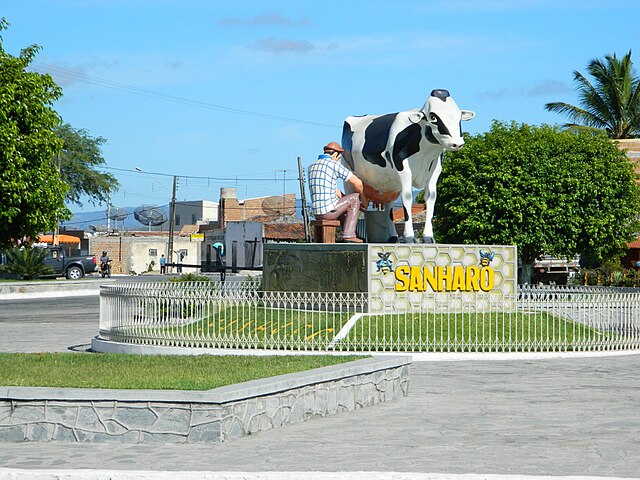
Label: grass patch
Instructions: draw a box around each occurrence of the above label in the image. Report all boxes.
[342,311,610,351]
[139,304,352,349]
[0,353,364,390]
[132,303,620,352]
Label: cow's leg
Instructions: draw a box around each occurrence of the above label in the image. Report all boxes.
[398,169,416,243]
[422,155,442,244]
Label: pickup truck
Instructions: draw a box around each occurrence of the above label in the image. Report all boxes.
[42,246,98,280]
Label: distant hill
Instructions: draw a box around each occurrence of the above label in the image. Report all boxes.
[64,206,170,232]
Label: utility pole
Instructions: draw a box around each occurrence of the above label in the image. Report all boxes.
[106,192,111,232]
[297,157,311,242]
[54,153,61,246]
[168,175,177,271]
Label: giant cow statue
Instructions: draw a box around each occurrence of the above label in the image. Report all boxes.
[342,89,475,243]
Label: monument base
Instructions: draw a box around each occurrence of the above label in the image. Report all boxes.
[263,243,517,312]
[263,243,368,293]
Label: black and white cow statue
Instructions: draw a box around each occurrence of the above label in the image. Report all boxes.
[342,89,475,243]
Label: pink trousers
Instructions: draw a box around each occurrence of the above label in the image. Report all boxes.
[315,193,361,238]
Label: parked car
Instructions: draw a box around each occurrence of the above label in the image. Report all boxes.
[42,246,98,280]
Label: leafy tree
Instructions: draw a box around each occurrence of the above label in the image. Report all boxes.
[0,18,70,248]
[435,121,640,283]
[0,247,53,280]
[545,51,640,138]
[54,123,119,207]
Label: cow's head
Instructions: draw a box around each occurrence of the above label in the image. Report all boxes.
[409,89,475,151]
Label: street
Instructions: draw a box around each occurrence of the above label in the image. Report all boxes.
[0,296,99,353]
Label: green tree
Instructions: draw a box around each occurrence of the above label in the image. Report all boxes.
[435,121,640,283]
[0,18,70,248]
[0,246,53,280]
[54,123,119,207]
[545,51,640,138]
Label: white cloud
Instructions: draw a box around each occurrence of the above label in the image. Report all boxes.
[218,12,310,27]
[252,37,317,54]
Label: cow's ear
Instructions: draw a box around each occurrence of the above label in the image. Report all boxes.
[408,111,424,124]
[461,110,476,121]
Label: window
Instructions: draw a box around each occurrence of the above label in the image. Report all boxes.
[149,249,158,257]
[192,213,198,224]
[175,214,181,226]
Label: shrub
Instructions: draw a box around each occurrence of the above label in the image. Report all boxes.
[0,247,53,280]
[167,272,210,283]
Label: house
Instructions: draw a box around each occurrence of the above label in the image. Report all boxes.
[89,231,201,275]
[173,200,218,229]
[618,139,640,269]
[224,219,305,269]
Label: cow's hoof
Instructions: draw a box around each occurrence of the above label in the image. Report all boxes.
[388,236,398,243]
[423,236,435,244]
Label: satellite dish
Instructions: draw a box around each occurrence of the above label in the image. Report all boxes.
[108,206,128,221]
[262,195,295,216]
[134,205,167,226]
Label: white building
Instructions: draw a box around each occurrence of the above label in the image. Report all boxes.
[173,200,219,229]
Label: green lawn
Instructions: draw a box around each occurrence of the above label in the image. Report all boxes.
[129,303,618,352]
[0,353,364,390]
[341,311,610,351]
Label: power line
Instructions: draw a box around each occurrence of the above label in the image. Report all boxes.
[102,165,299,181]
[34,63,340,129]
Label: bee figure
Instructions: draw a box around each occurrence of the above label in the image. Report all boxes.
[376,252,393,274]
[479,250,495,267]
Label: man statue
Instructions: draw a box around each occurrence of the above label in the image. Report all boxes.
[308,142,367,243]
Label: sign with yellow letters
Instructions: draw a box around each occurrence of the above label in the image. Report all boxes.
[368,244,517,312]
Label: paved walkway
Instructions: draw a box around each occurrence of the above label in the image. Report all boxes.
[1,292,639,478]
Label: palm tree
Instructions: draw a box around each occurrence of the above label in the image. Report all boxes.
[545,51,640,139]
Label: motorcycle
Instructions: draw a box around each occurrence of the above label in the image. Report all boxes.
[100,260,111,278]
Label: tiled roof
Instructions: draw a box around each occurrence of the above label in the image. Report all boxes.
[248,214,296,223]
[263,223,306,240]
[392,204,426,222]
[628,237,640,248]
[178,224,199,236]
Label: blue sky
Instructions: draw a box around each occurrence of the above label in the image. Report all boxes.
[3,0,639,219]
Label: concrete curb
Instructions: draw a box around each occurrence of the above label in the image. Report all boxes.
[0,279,110,298]
[0,470,636,480]
[92,336,640,362]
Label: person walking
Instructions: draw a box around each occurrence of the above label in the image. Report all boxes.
[159,254,166,274]
[308,142,367,243]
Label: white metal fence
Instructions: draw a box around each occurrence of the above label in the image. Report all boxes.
[99,282,640,353]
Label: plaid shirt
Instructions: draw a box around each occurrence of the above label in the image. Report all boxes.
[308,155,353,215]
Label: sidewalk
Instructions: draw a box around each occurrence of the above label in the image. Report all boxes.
[1,289,639,479]
[1,355,639,478]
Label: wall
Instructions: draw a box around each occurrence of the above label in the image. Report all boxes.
[225,222,264,269]
[0,356,410,444]
[89,236,202,274]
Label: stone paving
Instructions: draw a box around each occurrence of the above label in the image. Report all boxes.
[1,292,640,478]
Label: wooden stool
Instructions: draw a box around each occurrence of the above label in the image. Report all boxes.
[311,219,341,243]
